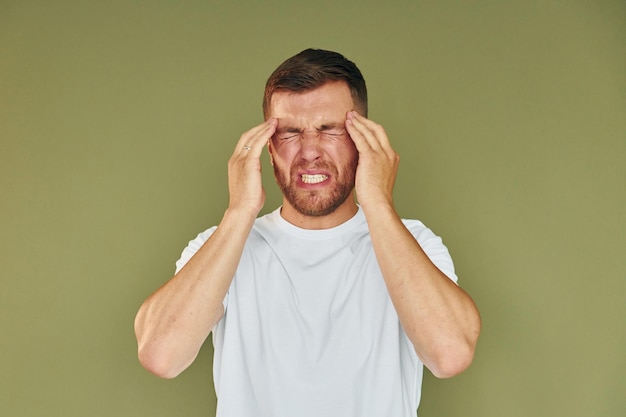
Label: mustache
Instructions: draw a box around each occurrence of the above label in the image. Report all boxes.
[290,160,337,173]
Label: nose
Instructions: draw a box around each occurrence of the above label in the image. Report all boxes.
[298,130,323,161]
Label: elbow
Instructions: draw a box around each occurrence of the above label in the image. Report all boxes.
[137,343,188,379]
[134,310,186,379]
[427,343,476,379]
[135,320,189,379]
[426,324,481,379]
[434,309,482,378]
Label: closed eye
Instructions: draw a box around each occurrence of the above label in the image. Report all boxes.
[274,128,301,141]
[323,129,345,136]
[273,125,347,141]
[276,133,299,141]
[320,127,347,138]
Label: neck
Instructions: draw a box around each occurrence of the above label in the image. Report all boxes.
[279,198,358,230]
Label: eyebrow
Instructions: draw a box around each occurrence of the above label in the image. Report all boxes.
[317,123,345,131]
[275,126,302,134]
[275,122,345,134]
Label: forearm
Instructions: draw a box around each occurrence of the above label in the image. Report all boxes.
[362,203,481,378]
[134,207,256,378]
[134,119,276,378]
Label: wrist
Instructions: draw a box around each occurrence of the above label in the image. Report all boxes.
[360,199,397,223]
[222,206,258,230]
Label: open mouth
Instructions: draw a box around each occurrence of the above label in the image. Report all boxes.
[301,174,328,184]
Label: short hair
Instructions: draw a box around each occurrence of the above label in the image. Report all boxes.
[263,48,368,118]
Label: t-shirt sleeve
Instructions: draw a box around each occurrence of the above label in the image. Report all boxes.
[403,220,458,284]
[173,226,230,311]
[174,226,217,274]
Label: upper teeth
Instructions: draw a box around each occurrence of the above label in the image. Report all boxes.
[302,174,328,184]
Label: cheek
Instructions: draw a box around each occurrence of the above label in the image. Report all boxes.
[336,141,359,164]
[345,135,358,152]
[268,140,283,163]
[269,146,294,172]
[271,140,298,162]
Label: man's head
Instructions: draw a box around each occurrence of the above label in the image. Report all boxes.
[263,48,368,119]
[264,49,366,225]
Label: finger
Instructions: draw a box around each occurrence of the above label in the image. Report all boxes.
[346,112,380,150]
[234,120,269,149]
[235,118,276,151]
[346,112,393,155]
[345,113,374,153]
[235,118,277,158]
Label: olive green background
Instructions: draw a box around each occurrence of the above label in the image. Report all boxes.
[1,1,624,416]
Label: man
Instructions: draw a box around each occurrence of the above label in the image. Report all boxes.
[135,48,481,416]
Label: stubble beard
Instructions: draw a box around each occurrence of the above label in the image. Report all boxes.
[274,157,358,217]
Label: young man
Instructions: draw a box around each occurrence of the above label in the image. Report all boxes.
[135,48,481,417]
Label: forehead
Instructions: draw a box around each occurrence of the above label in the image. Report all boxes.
[268,81,355,125]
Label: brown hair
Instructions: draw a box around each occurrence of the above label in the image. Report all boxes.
[263,48,368,118]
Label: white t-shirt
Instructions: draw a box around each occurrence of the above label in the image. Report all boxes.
[175,207,457,417]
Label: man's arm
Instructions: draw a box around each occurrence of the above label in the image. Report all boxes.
[133,118,277,378]
[345,111,481,378]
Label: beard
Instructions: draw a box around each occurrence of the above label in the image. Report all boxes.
[273,156,358,217]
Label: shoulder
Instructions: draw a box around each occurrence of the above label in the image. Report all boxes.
[174,210,279,273]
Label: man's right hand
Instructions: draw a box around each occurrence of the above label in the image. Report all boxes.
[227,118,278,218]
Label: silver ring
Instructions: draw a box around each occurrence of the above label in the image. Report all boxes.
[242,145,252,151]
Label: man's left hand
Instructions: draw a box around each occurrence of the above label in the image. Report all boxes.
[345,111,400,210]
